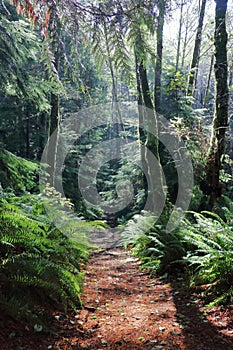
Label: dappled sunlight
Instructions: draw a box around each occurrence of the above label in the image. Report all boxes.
[64,248,233,350]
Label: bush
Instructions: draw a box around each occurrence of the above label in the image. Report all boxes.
[182,210,233,306]
[0,191,93,325]
[0,149,38,194]
[121,211,187,273]
[122,207,233,307]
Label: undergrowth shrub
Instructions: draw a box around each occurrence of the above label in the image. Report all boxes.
[121,211,187,273]
[0,149,38,193]
[123,206,233,307]
[182,210,233,306]
[0,191,96,325]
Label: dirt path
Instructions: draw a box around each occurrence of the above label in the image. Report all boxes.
[2,245,233,349]
[52,248,233,350]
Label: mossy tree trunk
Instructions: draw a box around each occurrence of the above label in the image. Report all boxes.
[137,57,165,213]
[206,0,228,208]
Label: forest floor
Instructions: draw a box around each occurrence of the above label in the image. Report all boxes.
[1,229,233,349]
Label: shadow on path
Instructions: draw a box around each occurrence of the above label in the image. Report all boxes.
[30,247,233,350]
[169,275,233,350]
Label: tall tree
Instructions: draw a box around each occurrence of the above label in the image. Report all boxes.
[204,53,214,108]
[0,2,50,159]
[134,24,165,213]
[205,0,228,208]
[175,0,184,71]
[154,0,166,113]
[137,58,165,213]
[187,0,207,96]
[46,6,62,187]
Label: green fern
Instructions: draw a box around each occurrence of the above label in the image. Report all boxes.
[0,192,94,323]
[0,149,38,193]
[182,211,233,306]
[122,211,186,273]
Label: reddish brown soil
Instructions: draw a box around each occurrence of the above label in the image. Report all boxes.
[1,248,233,349]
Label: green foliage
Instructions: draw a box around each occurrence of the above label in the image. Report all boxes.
[96,158,146,224]
[182,210,233,306]
[189,185,209,212]
[0,3,51,159]
[121,210,187,273]
[161,67,188,118]
[166,108,210,208]
[123,206,233,307]
[0,149,38,193]
[0,4,30,93]
[58,33,108,111]
[0,191,92,324]
[0,3,48,104]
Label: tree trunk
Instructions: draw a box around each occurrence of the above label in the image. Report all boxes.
[181,14,188,70]
[47,7,61,187]
[135,52,146,146]
[135,52,147,193]
[103,19,124,168]
[229,58,233,87]
[138,60,165,213]
[103,21,118,105]
[38,112,49,159]
[187,0,207,96]
[26,109,30,159]
[175,0,184,72]
[205,0,228,208]
[204,53,214,108]
[154,0,165,113]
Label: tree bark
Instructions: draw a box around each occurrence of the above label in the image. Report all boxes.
[47,7,61,187]
[205,0,228,208]
[135,52,146,146]
[38,112,49,159]
[175,0,184,72]
[138,59,165,213]
[154,0,165,113]
[181,13,188,70]
[135,52,147,194]
[103,19,124,168]
[229,57,233,87]
[187,0,207,96]
[204,53,214,108]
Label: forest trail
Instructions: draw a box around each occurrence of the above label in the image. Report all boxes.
[52,245,233,350]
[2,234,233,350]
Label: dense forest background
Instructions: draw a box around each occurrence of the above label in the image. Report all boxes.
[0,0,233,329]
